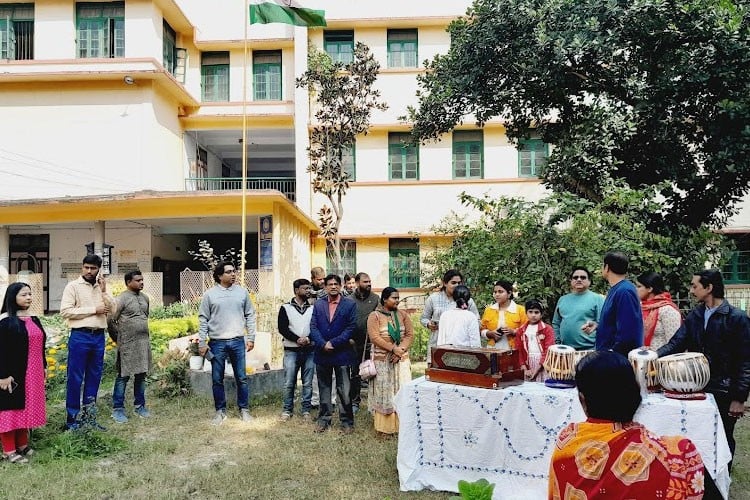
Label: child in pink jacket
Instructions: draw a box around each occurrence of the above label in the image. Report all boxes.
[517,299,556,382]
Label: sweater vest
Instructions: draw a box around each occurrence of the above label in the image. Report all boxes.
[281,303,313,349]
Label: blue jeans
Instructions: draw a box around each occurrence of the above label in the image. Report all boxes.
[112,372,147,409]
[65,329,105,424]
[209,337,249,411]
[282,349,315,414]
[316,363,353,428]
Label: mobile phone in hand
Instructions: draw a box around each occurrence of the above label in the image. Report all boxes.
[8,380,18,393]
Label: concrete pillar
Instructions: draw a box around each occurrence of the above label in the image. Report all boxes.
[93,220,105,257]
[293,25,311,215]
[0,226,9,287]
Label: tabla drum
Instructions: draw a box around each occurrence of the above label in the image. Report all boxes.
[573,350,594,369]
[657,352,710,400]
[628,348,660,397]
[543,344,577,389]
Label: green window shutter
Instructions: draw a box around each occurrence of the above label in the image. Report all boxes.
[389,239,420,288]
[518,139,548,177]
[163,21,177,76]
[723,251,750,284]
[0,20,13,60]
[453,130,483,179]
[389,132,419,181]
[324,30,354,65]
[0,5,34,60]
[201,51,230,102]
[342,142,356,181]
[253,50,282,101]
[174,48,187,84]
[76,2,124,58]
[387,29,417,68]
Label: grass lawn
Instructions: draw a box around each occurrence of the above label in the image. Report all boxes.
[1,363,749,500]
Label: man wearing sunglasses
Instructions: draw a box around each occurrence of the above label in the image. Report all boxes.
[552,267,604,350]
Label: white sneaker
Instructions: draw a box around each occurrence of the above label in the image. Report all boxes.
[212,410,227,426]
[240,409,254,423]
[280,412,292,421]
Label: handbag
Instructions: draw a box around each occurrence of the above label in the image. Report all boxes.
[358,340,377,380]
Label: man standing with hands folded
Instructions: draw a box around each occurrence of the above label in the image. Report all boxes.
[198,260,256,426]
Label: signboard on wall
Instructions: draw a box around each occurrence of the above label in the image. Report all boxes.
[61,263,81,277]
[117,262,141,274]
[259,215,272,270]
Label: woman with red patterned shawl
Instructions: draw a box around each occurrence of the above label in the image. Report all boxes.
[636,271,682,350]
[549,351,705,500]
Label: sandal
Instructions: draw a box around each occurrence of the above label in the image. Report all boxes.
[17,446,34,457]
[3,451,29,464]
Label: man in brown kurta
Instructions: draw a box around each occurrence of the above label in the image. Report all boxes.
[108,271,152,423]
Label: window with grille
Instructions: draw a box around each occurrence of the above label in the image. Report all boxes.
[342,143,356,181]
[0,4,34,60]
[201,51,230,102]
[324,30,354,65]
[326,240,356,277]
[518,139,548,177]
[389,132,419,180]
[253,50,282,101]
[453,130,483,179]
[723,251,750,284]
[389,239,420,288]
[76,2,124,58]
[387,29,417,68]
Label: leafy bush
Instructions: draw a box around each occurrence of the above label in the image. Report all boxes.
[149,316,199,355]
[150,302,198,320]
[150,349,190,398]
[409,313,430,362]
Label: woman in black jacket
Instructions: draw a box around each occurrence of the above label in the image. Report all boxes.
[0,282,48,464]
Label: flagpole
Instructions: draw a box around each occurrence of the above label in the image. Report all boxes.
[240,0,249,286]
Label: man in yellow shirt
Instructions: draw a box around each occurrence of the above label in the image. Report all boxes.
[60,255,116,431]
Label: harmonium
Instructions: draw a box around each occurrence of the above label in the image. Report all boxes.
[425,345,525,389]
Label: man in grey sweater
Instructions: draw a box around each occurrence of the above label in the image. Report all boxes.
[198,260,256,425]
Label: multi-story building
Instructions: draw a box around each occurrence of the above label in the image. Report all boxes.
[1,0,748,311]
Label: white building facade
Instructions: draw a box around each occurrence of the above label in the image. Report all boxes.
[1,0,747,310]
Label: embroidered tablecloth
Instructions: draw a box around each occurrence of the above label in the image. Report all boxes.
[395,377,731,499]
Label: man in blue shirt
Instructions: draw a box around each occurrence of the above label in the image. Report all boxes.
[593,252,643,355]
[552,266,604,350]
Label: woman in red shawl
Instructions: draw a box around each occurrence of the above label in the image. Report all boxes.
[636,272,682,350]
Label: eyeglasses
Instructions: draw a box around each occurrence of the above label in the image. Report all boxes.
[571,275,588,281]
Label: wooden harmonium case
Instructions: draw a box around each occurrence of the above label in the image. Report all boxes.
[426,345,524,389]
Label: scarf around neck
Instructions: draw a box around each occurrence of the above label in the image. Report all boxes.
[641,292,680,346]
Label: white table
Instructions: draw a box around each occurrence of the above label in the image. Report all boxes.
[395,377,732,499]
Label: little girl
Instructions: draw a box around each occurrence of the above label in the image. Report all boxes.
[516,299,555,382]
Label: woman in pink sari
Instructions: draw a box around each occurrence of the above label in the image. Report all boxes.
[0,283,47,464]
[636,272,682,350]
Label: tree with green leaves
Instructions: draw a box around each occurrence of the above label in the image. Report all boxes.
[296,43,387,272]
[425,187,728,310]
[408,0,750,231]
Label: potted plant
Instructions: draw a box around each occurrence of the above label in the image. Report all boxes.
[188,338,203,370]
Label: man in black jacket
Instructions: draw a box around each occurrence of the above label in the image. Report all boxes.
[658,269,750,471]
[349,272,379,413]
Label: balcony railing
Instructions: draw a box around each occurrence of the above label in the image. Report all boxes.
[184,177,296,201]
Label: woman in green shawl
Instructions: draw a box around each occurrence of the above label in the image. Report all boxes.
[366,287,414,435]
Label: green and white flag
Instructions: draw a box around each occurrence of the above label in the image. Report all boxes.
[249,0,326,27]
